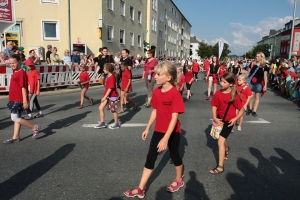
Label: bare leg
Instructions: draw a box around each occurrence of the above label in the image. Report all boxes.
[13,119,38,139]
[99,100,107,122]
[210,136,226,173]
[213,83,217,94]
[253,93,260,112]
[126,94,137,109]
[80,89,85,105]
[120,91,125,112]
[207,80,212,96]
[248,95,253,110]
[112,112,118,124]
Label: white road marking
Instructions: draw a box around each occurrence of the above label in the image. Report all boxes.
[210,118,271,124]
[82,123,148,128]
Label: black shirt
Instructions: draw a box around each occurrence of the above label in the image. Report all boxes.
[98,55,114,74]
[250,65,269,84]
[46,50,52,63]
[209,64,220,75]
[232,65,240,75]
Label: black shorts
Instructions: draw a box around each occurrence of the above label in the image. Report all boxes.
[220,121,233,139]
[186,83,192,90]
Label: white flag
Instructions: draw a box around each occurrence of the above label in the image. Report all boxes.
[218,40,224,59]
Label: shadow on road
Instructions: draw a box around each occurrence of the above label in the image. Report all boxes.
[226,147,300,200]
[204,125,218,164]
[184,171,209,200]
[0,143,75,200]
[37,111,91,139]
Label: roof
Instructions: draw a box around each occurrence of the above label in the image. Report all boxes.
[190,36,199,43]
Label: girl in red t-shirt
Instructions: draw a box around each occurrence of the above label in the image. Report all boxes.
[236,74,252,131]
[177,66,185,95]
[77,64,93,109]
[119,63,137,113]
[209,72,244,174]
[124,61,185,198]
[218,63,227,80]
[94,63,120,129]
[3,55,41,144]
[185,66,194,99]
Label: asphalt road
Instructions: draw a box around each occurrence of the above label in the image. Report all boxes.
[0,73,300,200]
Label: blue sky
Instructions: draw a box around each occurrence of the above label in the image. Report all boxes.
[173,0,300,55]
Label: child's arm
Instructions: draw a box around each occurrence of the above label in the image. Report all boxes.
[229,108,245,127]
[157,112,179,152]
[244,95,252,110]
[101,88,112,102]
[125,78,131,91]
[212,106,223,126]
[22,88,29,109]
[36,80,40,96]
[142,109,157,141]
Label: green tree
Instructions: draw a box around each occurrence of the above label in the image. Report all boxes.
[197,40,212,58]
[243,44,270,59]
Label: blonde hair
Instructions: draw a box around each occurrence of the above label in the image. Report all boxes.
[64,49,70,56]
[238,74,247,82]
[154,61,178,87]
[255,52,266,68]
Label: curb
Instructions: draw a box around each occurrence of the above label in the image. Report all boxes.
[0,79,142,101]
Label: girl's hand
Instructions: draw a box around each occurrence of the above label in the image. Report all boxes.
[142,129,149,141]
[228,117,237,127]
[214,118,223,126]
[36,91,40,96]
[23,102,29,109]
[142,76,144,80]
[243,105,247,110]
[157,137,168,152]
[263,86,267,92]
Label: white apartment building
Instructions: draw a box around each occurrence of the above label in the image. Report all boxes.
[190,36,200,60]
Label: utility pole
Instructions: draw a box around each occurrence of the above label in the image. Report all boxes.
[289,0,297,59]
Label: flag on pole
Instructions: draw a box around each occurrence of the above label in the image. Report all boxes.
[218,40,224,59]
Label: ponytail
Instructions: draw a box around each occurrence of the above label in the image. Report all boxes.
[230,86,242,103]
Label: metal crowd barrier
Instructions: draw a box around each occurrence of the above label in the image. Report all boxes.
[0,65,144,93]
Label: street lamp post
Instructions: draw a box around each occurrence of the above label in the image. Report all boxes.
[289,0,297,59]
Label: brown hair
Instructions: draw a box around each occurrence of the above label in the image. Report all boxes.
[104,63,114,73]
[221,72,241,103]
[148,49,155,57]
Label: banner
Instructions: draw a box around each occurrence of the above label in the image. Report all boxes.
[218,40,224,59]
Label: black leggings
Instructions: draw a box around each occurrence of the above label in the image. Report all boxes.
[145,131,182,169]
[193,72,198,79]
[186,83,192,90]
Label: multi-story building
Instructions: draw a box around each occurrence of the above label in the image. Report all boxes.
[6,0,191,60]
[190,36,200,60]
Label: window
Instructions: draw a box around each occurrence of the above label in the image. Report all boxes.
[41,0,58,3]
[107,0,113,10]
[159,30,163,39]
[159,47,163,56]
[138,11,142,23]
[42,20,60,40]
[151,17,157,32]
[120,29,125,44]
[138,35,141,47]
[107,25,114,42]
[152,0,157,10]
[130,32,134,46]
[130,6,134,20]
[159,12,164,22]
[120,0,125,16]
[160,0,165,5]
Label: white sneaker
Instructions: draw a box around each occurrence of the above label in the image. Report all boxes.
[237,126,242,131]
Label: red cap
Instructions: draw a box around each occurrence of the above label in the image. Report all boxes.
[25,59,35,66]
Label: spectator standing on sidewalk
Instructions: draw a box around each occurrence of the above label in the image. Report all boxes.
[29,49,41,65]
[62,49,72,67]
[4,41,13,57]
[71,49,80,67]
[46,45,52,64]
[50,47,62,65]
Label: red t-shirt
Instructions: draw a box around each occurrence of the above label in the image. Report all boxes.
[121,69,132,91]
[204,60,210,75]
[9,69,28,102]
[192,63,200,73]
[27,69,40,94]
[79,71,90,89]
[236,85,252,106]
[151,86,185,133]
[185,71,193,83]
[219,65,227,78]
[178,74,185,92]
[103,74,118,97]
[144,59,158,78]
[210,90,243,122]
[291,72,298,80]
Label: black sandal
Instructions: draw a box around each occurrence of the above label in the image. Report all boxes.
[225,147,230,160]
[210,165,224,174]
